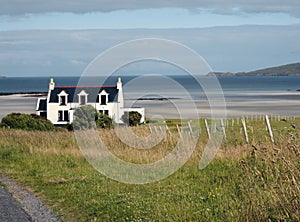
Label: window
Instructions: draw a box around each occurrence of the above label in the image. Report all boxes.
[64,110,69,121]
[78,90,88,105]
[79,95,86,105]
[99,110,109,116]
[101,95,107,105]
[58,110,69,122]
[58,91,68,106]
[60,96,66,106]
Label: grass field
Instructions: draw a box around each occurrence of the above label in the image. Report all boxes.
[0,118,299,221]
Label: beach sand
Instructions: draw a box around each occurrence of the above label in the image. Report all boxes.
[132,99,300,119]
[0,95,38,120]
[0,93,299,120]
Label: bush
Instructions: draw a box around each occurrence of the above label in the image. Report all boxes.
[96,114,113,129]
[121,111,142,126]
[0,113,55,131]
[73,105,97,130]
[73,105,113,130]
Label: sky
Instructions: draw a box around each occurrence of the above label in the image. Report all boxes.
[0,0,300,76]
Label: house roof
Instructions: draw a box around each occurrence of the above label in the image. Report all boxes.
[37,98,47,111]
[49,86,119,103]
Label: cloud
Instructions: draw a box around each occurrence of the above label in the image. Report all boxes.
[0,25,300,76]
[0,0,300,17]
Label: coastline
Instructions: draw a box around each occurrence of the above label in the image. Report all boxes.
[0,92,47,97]
[0,93,299,120]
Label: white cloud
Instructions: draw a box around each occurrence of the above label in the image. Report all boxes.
[0,0,300,16]
[0,25,300,76]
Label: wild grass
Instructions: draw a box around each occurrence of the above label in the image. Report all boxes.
[0,117,299,221]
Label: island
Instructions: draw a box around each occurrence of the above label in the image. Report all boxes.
[210,62,300,76]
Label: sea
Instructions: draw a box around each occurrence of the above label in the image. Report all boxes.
[0,75,300,101]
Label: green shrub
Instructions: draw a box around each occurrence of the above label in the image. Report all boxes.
[0,113,55,131]
[73,105,97,130]
[96,114,113,129]
[121,111,142,126]
[73,105,113,130]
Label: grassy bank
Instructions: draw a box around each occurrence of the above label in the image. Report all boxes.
[0,118,299,221]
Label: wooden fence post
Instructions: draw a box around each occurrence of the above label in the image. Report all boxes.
[149,125,153,134]
[241,118,249,143]
[188,121,193,134]
[204,119,211,139]
[159,126,164,133]
[176,125,182,138]
[265,115,275,143]
[165,125,171,135]
[220,119,226,139]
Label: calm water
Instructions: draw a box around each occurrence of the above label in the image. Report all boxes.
[0,75,300,101]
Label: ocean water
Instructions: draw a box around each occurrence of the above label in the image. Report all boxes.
[0,75,300,101]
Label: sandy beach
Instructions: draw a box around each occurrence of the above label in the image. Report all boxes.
[133,98,300,119]
[0,94,38,120]
[0,92,299,120]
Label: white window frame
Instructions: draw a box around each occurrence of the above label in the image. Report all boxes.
[78,90,88,105]
[99,90,109,105]
[58,91,68,106]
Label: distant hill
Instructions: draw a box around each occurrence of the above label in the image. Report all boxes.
[213,62,300,76]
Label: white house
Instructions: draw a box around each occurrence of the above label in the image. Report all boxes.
[36,77,145,125]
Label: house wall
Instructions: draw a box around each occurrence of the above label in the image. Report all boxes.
[47,102,124,125]
[47,102,70,125]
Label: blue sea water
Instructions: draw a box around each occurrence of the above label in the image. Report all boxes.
[0,75,300,101]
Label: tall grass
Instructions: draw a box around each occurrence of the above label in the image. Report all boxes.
[0,118,299,221]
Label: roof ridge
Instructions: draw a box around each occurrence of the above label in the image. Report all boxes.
[54,85,117,89]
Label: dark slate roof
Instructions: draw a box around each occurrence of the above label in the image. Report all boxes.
[49,86,119,103]
[37,98,47,111]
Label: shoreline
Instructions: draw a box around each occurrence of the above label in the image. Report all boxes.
[0,92,47,97]
[0,93,299,120]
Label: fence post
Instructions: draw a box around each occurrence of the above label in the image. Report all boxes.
[220,119,226,139]
[159,126,164,134]
[265,115,275,143]
[149,125,153,134]
[176,125,182,138]
[204,119,211,139]
[241,118,249,143]
[165,125,171,135]
[188,121,193,135]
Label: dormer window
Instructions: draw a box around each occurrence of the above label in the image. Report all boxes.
[58,91,68,106]
[99,90,109,105]
[78,90,88,105]
[101,95,106,105]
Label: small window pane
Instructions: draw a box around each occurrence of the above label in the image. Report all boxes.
[60,96,66,105]
[58,110,63,121]
[64,111,69,121]
[101,95,107,105]
[80,95,86,105]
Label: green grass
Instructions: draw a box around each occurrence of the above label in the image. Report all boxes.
[0,118,299,221]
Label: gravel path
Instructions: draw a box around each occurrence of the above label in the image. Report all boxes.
[0,173,60,222]
[0,185,31,221]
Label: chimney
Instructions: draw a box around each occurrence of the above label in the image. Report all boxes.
[117,77,124,108]
[117,77,122,90]
[49,78,55,90]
